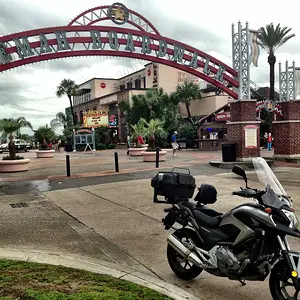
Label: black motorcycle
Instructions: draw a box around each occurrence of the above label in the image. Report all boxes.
[151,157,300,299]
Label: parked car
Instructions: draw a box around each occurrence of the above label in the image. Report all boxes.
[0,139,31,153]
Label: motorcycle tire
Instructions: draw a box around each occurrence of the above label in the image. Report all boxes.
[167,229,203,280]
[270,259,299,300]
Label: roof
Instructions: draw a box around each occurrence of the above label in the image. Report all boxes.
[196,103,230,125]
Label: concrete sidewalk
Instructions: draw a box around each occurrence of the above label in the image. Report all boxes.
[2,170,300,299]
[0,248,199,300]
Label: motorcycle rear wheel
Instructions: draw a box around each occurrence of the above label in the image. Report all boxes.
[167,229,203,280]
[270,259,300,300]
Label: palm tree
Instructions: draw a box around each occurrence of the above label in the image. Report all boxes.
[130,119,146,147]
[257,23,295,101]
[34,124,55,149]
[56,79,78,126]
[141,118,167,150]
[0,117,32,159]
[174,80,202,121]
[50,112,72,130]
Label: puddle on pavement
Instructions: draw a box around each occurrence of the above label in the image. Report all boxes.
[0,180,50,195]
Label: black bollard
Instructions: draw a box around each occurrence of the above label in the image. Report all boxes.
[66,155,71,177]
[156,147,159,168]
[114,152,119,172]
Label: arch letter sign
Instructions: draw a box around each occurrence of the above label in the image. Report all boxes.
[0,3,239,99]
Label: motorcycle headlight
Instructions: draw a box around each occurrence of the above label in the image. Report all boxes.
[282,209,300,230]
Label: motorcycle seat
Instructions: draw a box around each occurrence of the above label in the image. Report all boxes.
[182,202,222,228]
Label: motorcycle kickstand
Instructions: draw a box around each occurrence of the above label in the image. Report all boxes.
[239,279,246,286]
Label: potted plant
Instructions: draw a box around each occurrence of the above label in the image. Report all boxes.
[0,117,32,172]
[128,120,148,156]
[141,119,168,162]
[34,125,56,158]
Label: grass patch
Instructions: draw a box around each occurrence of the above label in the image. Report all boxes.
[0,259,172,299]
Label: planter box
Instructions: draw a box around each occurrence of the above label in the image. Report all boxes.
[141,150,167,162]
[36,149,55,158]
[0,158,30,173]
[129,147,144,156]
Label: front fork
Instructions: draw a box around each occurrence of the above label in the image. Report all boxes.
[277,235,300,287]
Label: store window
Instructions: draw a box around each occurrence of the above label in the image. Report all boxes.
[80,111,83,124]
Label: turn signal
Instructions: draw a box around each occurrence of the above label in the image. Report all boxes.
[265,208,272,214]
[291,271,298,278]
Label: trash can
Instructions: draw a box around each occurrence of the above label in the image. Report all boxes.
[222,143,236,162]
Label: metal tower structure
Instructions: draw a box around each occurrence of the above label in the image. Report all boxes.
[279,60,296,101]
[232,21,250,100]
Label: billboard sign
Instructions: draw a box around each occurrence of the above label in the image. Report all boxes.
[83,110,108,128]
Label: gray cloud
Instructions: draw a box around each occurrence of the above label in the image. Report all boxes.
[0,0,65,35]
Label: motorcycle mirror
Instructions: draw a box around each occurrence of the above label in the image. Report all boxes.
[232,165,248,186]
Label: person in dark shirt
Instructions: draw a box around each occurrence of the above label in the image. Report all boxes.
[171,131,178,156]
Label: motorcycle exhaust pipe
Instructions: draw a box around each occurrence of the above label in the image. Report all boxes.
[167,234,204,268]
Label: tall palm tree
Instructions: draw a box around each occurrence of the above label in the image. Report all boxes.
[50,112,72,130]
[0,117,32,159]
[257,23,295,101]
[56,79,78,126]
[174,80,202,121]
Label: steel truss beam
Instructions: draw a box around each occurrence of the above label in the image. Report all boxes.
[279,60,296,101]
[232,21,250,100]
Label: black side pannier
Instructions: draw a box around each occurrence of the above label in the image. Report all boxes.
[151,168,196,203]
[194,184,217,205]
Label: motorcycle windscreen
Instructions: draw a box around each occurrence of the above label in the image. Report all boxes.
[252,157,292,205]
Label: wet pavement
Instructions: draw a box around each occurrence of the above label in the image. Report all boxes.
[2,150,300,299]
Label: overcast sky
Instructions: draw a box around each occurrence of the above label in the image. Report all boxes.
[0,0,299,135]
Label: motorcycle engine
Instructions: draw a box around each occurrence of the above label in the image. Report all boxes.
[216,246,240,275]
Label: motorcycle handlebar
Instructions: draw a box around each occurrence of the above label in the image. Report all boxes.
[232,188,258,198]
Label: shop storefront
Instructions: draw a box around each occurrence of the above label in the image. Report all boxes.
[198,104,230,151]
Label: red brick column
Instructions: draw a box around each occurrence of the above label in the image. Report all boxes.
[273,101,300,159]
[227,100,260,161]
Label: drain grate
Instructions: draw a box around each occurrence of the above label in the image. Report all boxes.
[9,203,29,208]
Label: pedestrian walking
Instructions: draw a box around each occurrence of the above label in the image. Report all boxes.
[171,131,179,157]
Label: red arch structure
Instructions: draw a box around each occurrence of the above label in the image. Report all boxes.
[0,3,239,99]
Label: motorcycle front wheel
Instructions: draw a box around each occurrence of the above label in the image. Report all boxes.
[167,229,203,280]
[270,259,300,300]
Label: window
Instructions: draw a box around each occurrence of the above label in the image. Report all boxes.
[87,135,93,144]
[120,84,125,91]
[81,135,87,144]
[86,108,90,112]
[80,111,83,124]
[127,82,132,89]
[135,79,141,88]
[93,106,97,111]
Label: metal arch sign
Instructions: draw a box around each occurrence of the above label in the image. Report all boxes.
[0,3,239,99]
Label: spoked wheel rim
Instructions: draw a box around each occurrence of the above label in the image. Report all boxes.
[277,270,300,299]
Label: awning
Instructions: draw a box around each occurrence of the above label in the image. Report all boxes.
[117,74,143,86]
[196,103,230,125]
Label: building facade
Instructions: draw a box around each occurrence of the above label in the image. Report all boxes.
[72,62,232,142]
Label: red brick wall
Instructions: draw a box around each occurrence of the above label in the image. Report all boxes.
[227,100,260,159]
[280,101,300,120]
[273,101,300,156]
[273,122,300,155]
[230,100,257,122]
[227,124,260,159]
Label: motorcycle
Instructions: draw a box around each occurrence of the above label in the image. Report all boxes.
[151,158,300,299]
